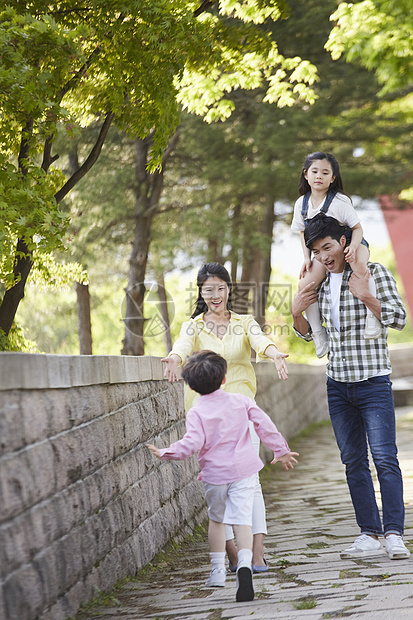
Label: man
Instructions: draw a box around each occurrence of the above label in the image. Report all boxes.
[291,213,409,560]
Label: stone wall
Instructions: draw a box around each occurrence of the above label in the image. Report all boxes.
[0,354,206,620]
[1,345,411,620]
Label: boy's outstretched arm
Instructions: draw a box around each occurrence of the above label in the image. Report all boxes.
[271,451,299,470]
[146,443,161,459]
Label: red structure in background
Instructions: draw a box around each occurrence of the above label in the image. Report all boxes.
[380,195,413,321]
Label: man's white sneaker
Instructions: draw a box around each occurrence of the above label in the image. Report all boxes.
[313,328,329,358]
[340,534,384,559]
[205,567,226,587]
[385,534,411,560]
[364,313,381,339]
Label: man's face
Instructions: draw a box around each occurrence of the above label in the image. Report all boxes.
[311,235,347,273]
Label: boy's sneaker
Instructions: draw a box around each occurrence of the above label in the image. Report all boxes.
[205,567,226,587]
[364,314,381,339]
[385,534,411,560]
[236,566,254,602]
[340,534,383,559]
[313,328,329,358]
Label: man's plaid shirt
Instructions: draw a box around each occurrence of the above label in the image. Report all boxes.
[295,262,406,382]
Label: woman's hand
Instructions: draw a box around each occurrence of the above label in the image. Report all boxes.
[299,258,312,279]
[274,351,289,381]
[161,355,180,382]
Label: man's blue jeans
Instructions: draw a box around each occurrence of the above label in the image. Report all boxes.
[326,375,404,536]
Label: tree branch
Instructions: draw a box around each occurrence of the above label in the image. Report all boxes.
[54,111,115,204]
[193,0,216,17]
[42,134,59,172]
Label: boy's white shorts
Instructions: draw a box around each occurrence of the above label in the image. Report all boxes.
[203,473,256,526]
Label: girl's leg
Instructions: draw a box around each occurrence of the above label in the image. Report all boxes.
[225,534,238,569]
[352,245,381,339]
[248,423,267,569]
[297,261,328,357]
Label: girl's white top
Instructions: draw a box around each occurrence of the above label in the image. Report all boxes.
[291,192,360,234]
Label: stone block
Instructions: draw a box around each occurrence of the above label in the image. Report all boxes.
[0,391,25,456]
[1,451,36,522]
[107,355,127,384]
[122,356,143,383]
[20,391,50,446]
[46,355,72,389]
[135,356,153,382]
[149,356,165,381]
[3,563,45,620]
[0,519,28,579]
[0,353,49,391]
[70,355,110,387]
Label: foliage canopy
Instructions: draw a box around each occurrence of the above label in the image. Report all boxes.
[0,0,319,341]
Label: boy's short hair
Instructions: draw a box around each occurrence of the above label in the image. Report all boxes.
[181,350,227,395]
[304,213,350,250]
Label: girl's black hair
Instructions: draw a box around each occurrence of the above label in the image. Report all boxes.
[191,262,232,319]
[298,152,345,197]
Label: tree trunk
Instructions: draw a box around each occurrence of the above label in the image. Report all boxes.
[121,210,153,356]
[156,272,173,354]
[68,143,94,355]
[76,282,93,354]
[121,130,179,356]
[0,238,33,337]
[236,199,274,326]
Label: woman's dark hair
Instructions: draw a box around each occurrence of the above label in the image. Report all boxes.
[191,262,232,319]
[181,350,227,395]
[298,152,344,197]
[304,213,350,250]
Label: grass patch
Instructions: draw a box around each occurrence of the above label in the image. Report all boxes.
[293,597,317,610]
[307,541,328,549]
[339,569,360,579]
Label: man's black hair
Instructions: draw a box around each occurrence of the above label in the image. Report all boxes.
[181,350,227,395]
[304,213,350,250]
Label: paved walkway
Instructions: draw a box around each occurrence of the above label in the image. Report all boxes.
[76,407,413,620]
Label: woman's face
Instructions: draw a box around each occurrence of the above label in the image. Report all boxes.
[201,276,229,314]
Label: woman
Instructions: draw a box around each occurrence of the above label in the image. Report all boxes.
[162,262,288,572]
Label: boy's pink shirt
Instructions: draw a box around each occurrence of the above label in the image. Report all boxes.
[159,389,290,484]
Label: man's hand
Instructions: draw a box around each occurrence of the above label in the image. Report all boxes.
[291,282,318,317]
[349,271,382,320]
[348,271,371,302]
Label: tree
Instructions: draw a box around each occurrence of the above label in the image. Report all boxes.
[325,0,413,95]
[325,0,413,200]
[0,1,318,348]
